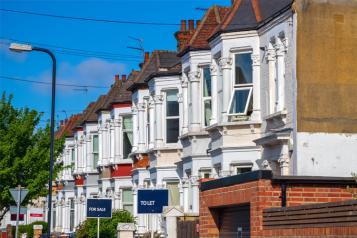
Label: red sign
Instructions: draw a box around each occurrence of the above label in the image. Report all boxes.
[30,213,43,217]
[10,214,24,221]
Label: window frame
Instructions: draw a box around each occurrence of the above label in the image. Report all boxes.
[228,51,254,116]
[227,87,253,116]
[122,115,133,159]
[92,134,99,169]
[164,88,180,144]
[121,187,133,214]
[201,65,212,127]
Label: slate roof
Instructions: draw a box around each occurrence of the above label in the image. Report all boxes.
[210,0,294,39]
[56,114,82,138]
[178,6,229,56]
[127,50,181,91]
[98,70,138,112]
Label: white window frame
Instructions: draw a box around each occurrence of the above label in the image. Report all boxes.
[228,51,254,116]
[164,88,180,144]
[92,134,99,169]
[227,87,253,116]
[201,65,212,127]
[122,115,133,159]
[121,187,133,214]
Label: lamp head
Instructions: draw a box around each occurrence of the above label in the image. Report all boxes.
[9,43,32,52]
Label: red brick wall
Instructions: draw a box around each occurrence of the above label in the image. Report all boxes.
[199,179,357,238]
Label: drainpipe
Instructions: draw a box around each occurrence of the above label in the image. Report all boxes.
[280,183,287,207]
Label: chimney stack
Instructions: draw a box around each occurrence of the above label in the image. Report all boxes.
[121,74,127,81]
[144,52,150,63]
[180,20,186,31]
[65,119,68,124]
[188,20,194,31]
[196,20,201,28]
[115,74,119,81]
[60,120,64,126]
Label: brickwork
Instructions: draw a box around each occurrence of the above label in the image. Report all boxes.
[199,178,357,238]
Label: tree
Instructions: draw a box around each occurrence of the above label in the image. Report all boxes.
[76,210,134,238]
[0,92,64,222]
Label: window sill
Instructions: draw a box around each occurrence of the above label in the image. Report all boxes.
[264,110,287,121]
[179,130,209,140]
[206,120,261,131]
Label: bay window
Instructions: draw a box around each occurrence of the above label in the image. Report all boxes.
[122,116,133,159]
[92,135,99,169]
[165,89,179,143]
[228,53,253,116]
[202,67,212,126]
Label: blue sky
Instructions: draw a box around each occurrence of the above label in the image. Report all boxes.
[0,0,229,127]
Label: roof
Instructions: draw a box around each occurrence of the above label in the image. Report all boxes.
[56,114,81,138]
[127,50,181,91]
[178,6,229,56]
[75,95,106,127]
[98,70,138,112]
[210,0,294,40]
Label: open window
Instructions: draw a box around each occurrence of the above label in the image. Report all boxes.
[122,116,133,159]
[228,53,253,116]
[202,66,212,126]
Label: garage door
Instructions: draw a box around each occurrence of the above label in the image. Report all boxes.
[218,204,250,238]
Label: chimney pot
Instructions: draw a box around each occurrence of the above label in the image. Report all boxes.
[196,20,201,28]
[60,120,64,126]
[188,20,194,31]
[144,52,150,63]
[180,20,187,31]
[121,74,127,81]
[115,74,119,81]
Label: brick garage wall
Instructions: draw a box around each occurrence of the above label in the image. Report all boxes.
[199,178,357,238]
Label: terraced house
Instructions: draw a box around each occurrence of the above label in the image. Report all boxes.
[53,0,357,237]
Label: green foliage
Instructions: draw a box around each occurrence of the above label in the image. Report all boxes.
[12,221,48,238]
[0,92,64,220]
[76,210,134,238]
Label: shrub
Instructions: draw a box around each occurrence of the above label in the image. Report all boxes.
[12,221,48,238]
[76,210,134,238]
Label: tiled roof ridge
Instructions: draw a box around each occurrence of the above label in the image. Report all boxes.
[56,113,82,138]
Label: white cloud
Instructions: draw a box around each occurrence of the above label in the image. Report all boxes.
[28,58,126,93]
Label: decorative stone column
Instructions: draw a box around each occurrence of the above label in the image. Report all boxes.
[154,94,164,147]
[131,106,138,152]
[266,45,277,114]
[114,189,121,209]
[110,121,115,163]
[251,54,261,121]
[279,143,290,175]
[182,179,189,212]
[190,177,199,214]
[148,97,155,149]
[274,37,286,112]
[81,136,87,172]
[137,102,146,151]
[219,57,233,122]
[210,62,218,125]
[163,207,184,238]
[86,134,93,171]
[188,70,201,132]
[114,118,122,162]
[98,125,103,165]
[181,75,189,134]
[117,223,135,238]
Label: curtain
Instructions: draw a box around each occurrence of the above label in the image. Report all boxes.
[167,183,180,206]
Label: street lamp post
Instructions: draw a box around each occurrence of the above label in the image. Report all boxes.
[10,43,57,238]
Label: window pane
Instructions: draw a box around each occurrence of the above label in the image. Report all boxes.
[71,149,75,163]
[204,99,212,126]
[167,183,180,206]
[166,90,179,116]
[123,205,133,214]
[93,135,99,153]
[123,132,133,158]
[203,67,211,97]
[237,167,252,174]
[122,189,133,203]
[229,89,251,114]
[166,118,179,143]
[235,53,252,85]
[123,116,133,130]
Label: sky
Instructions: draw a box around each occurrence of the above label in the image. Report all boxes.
[0,0,230,127]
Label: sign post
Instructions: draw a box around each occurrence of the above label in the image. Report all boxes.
[9,186,29,238]
[86,199,112,238]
